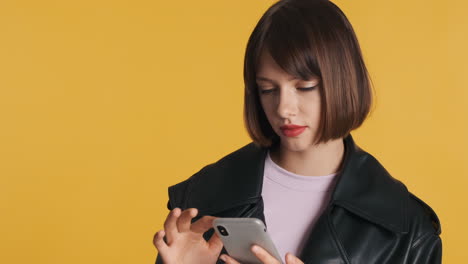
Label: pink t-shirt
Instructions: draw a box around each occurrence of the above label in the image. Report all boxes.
[261,151,339,259]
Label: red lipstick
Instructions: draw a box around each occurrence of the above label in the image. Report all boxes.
[280,125,307,137]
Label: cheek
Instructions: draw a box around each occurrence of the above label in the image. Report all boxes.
[298,97,321,122]
[260,99,279,129]
[259,98,274,116]
[303,100,320,113]
[300,94,320,110]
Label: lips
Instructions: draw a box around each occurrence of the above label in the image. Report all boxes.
[280,125,307,137]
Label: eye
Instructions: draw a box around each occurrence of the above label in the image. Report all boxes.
[297,86,318,92]
[259,87,276,94]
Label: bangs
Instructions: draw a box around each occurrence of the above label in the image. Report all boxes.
[255,6,321,81]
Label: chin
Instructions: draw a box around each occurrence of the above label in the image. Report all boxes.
[279,137,315,152]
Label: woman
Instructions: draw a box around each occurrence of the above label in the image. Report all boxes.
[153,0,442,263]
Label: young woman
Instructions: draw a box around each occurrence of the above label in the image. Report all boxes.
[153,0,442,263]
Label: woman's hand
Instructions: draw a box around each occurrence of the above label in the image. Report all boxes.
[153,208,224,264]
[220,245,303,264]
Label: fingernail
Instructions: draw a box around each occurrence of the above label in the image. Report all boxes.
[191,208,198,216]
[220,254,227,261]
[251,245,259,252]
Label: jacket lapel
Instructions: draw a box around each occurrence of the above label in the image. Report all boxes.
[299,206,348,264]
[182,141,267,217]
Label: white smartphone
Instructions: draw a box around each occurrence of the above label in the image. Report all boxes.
[213,218,283,264]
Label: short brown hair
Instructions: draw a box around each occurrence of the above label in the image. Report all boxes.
[243,0,374,147]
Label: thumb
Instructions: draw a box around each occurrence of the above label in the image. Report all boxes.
[286,252,304,264]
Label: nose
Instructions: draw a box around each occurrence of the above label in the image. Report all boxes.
[276,89,298,118]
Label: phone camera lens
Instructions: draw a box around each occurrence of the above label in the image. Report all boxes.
[217,225,229,236]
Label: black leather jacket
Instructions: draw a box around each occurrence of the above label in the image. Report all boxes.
[156,134,442,263]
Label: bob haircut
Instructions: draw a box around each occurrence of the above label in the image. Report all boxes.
[243,0,374,147]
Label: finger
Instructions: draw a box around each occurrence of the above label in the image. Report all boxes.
[191,215,217,234]
[153,230,168,252]
[286,252,304,264]
[176,208,198,232]
[220,254,241,264]
[163,208,181,244]
[251,245,281,264]
[208,232,224,252]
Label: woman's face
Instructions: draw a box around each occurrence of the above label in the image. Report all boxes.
[256,50,322,152]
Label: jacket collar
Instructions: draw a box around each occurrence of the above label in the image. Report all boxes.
[186,134,409,234]
[331,134,409,234]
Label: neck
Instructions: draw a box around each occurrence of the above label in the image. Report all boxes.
[270,138,345,176]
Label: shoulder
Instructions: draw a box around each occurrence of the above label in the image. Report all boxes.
[405,192,442,261]
[365,153,442,237]
[166,142,266,210]
[332,135,442,237]
[407,191,442,237]
[363,151,441,237]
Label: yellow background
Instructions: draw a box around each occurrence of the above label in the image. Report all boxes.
[0,0,466,263]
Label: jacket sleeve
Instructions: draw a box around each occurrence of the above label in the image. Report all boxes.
[407,232,442,263]
[155,254,164,264]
